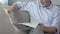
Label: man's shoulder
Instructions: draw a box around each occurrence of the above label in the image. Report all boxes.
[53,4,60,16]
[55,4,60,8]
[15,1,38,7]
[27,1,38,5]
[53,4,60,9]
[24,1,38,8]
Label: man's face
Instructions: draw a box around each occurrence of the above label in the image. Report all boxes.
[39,0,51,7]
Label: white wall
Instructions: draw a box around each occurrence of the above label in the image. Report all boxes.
[0,0,8,6]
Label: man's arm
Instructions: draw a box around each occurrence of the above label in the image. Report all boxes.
[39,24,57,34]
[8,3,19,14]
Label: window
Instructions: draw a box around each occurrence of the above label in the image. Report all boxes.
[0,0,8,6]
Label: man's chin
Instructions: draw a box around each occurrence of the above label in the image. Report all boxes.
[42,5,49,7]
[42,5,46,7]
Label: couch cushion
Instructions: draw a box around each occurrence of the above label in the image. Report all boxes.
[0,7,15,34]
[9,10,30,24]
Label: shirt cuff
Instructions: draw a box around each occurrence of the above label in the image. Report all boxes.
[15,1,23,9]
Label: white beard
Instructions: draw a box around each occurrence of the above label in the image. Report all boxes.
[42,4,46,7]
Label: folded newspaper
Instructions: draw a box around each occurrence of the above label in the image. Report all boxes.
[14,23,40,30]
[3,8,42,31]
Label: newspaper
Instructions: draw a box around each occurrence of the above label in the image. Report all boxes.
[3,8,19,30]
[3,8,42,31]
[14,23,40,30]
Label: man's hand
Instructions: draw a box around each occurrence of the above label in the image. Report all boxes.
[39,23,57,34]
[7,8,13,14]
[8,3,18,14]
[38,23,45,30]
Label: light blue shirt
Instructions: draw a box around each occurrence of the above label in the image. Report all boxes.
[15,1,60,34]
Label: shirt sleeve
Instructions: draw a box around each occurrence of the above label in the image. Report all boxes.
[15,1,29,9]
[51,8,60,34]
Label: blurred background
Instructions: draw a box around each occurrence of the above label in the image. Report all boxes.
[0,0,8,6]
[0,0,60,6]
